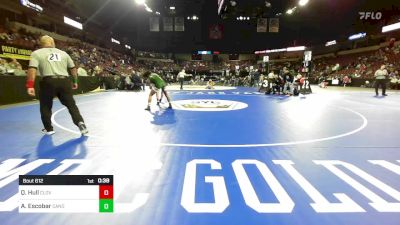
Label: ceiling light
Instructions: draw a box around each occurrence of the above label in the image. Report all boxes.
[135,0,145,5]
[287,46,306,51]
[187,16,190,20]
[286,9,293,15]
[230,0,237,7]
[348,32,366,40]
[155,11,160,15]
[239,16,243,20]
[325,40,337,46]
[111,38,120,44]
[170,6,175,10]
[265,1,271,7]
[299,0,309,6]
[145,7,152,12]
[382,22,400,33]
[247,17,250,20]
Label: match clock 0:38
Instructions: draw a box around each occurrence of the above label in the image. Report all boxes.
[98,178,111,184]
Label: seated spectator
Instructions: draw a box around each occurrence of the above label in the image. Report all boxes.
[389,38,396,49]
[124,74,133,90]
[131,72,144,91]
[342,75,351,87]
[364,80,372,88]
[318,75,328,88]
[206,79,215,89]
[390,75,399,90]
[7,58,26,76]
[0,30,10,41]
[0,58,8,74]
[77,64,88,76]
[94,65,102,76]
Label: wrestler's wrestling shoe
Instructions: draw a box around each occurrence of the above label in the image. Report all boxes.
[78,122,89,135]
[42,129,55,135]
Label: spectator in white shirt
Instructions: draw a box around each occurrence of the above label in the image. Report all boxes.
[390,75,399,90]
[267,71,275,79]
[77,64,88,76]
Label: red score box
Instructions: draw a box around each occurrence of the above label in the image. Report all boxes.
[99,185,113,199]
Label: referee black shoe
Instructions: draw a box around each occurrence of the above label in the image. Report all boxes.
[42,129,55,135]
[78,122,89,135]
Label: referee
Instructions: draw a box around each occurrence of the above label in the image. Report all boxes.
[26,35,88,135]
[178,69,186,90]
[374,64,388,96]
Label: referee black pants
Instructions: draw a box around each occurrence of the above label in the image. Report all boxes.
[179,78,184,90]
[374,79,386,95]
[39,77,84,131]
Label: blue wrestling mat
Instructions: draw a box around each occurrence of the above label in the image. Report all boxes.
[0,87,399,225]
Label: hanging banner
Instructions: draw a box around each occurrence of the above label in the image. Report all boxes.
[174,17,184,32]
[209,24,223,40]
[149,17,160,32]
[0,42,33,60]
[257,18,268,32]
[304,51,312,62]
[269,18,279,33]
[163,17,173,32]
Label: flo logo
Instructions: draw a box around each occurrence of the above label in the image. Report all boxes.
[359,12,382,20]
[172,99,248,111]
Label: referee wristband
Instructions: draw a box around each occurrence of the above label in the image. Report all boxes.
[26,80,34,89]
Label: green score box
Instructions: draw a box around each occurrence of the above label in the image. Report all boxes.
[99,199,114,213]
